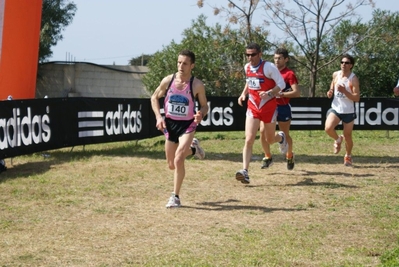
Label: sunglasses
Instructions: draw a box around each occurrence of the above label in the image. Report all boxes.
[341,61,351,65]
[245,53,258,57]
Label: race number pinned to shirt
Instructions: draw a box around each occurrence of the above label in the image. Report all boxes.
[247,77,261,90]
[167,95,189,117]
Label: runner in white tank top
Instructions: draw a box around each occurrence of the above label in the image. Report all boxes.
[325,54,360,167]
[393,78,399,96]
[331,70,356,114]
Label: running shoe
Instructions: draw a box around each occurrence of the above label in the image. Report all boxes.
[344,155,353,167]
[191,138,205,160]
[166,193,181,208]
[334,135,343,154]
[286,153,295,170]
[261,157,273,169]
[0,159,6,172]
[235,169,250,184]
[278,131,288,154]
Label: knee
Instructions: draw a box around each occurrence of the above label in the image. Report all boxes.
[173,154,185,167]
[343,133,352,141]
[167,158,175,170]
[324,125,332,133]
[245,137,255,147]
[167,161,175,170]
[265,135,274,144]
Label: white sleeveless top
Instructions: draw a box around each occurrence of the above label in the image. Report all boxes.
[331,71,356,114]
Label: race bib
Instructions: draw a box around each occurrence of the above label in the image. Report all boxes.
[167,94,189,117]
[247,77,261,90]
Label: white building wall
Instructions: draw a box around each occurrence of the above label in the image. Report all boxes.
[36,62,150,99]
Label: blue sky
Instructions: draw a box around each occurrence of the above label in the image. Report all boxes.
[49,0,397,65]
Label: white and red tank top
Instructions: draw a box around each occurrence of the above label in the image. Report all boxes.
[246,60,277,110]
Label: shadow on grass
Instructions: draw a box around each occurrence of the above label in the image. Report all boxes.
[285,178,358,188]
[1,143,397,182]
[44,149,399,166]
[244,178,358,189]
[300,170,374,178]
[0,159,55,183]
[184,199,306,212]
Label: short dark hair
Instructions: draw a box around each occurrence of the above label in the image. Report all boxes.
[342,54,355,66]
[179,50,196,64]
[246,43,261,53]
[274,47,289,58]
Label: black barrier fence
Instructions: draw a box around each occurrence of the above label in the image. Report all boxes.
[0,97,398,159]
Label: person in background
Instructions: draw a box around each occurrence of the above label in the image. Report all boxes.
[236,43,287,184]
[150,49,208,208]
[0,95,12,172]
[325,54,360,167]
[393,78,399,96]
[259,48,300,170]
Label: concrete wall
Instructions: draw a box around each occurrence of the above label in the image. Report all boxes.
[36,62,150,99]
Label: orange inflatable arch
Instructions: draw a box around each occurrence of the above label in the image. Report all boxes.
[0,0,43,100]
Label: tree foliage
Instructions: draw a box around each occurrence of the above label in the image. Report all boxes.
[314,9,399,97]
[143,15,270,96]
[129,54,152,66]
[199,0,377,97]
[144,1,398,97]
[39,0,77,62]
[351,10,399,97]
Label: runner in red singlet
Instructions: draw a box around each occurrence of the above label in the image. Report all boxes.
[235,43,287,184]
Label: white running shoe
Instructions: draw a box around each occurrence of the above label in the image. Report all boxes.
[191,138,205,160]
[235,169,250,184]
[334,135,344,154]
[344,155,353,167]
[166,193,181,208]
[278,131,288,154]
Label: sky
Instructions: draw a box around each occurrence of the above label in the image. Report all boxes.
[48,0,398,65]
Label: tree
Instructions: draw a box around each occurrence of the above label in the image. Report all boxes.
[129,54,152,66]
[350,10,399,97]
[315,9,399,97]
[39,0,77,62]
[199,0,376,97]
[143,15,270,96]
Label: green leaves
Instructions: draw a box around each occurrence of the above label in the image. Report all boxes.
[39,0,77,62]
[143,15,270,96]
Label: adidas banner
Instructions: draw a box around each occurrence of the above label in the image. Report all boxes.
[0,97,398,158]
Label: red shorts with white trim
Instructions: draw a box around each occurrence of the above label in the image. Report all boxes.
[246,100,277,123]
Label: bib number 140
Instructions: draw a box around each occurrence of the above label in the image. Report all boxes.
[168,103,188,116]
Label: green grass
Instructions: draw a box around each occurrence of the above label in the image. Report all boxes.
[0,130,398,266]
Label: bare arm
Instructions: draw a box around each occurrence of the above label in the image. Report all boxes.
[150,75,172,130]
[327,72,337,98]
[343,75,360,102]
[193,78,208,124]
[280,83,300,98]
[238,83,248,106]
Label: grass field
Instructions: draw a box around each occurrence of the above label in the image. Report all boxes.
[1,130,398,266]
